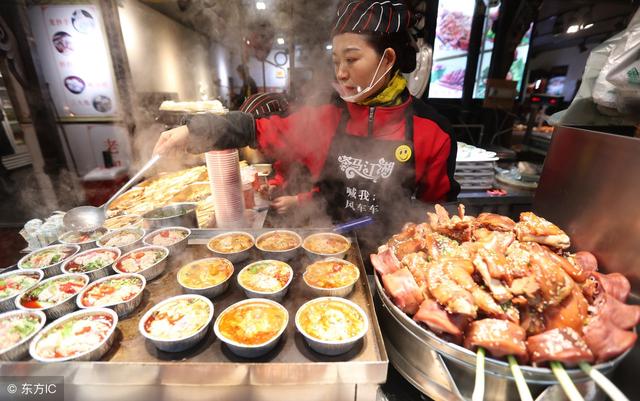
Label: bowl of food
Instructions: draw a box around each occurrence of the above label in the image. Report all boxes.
[0,310,46,361]
[139,294,213,352]
[61,247,121,282]
[237,260,293,302]
[295,297,369,356]
[255,230,302,261]
[29,308,118,362]
[58,227,109,251]
[143,226,191,254]
[206,231,255,263]
[177,258,234,299]
[214,298,288,358]
[77,273,146,318]
[302,233,351,261]
[142,203,198,230]
[97,227,145,253]
[0,269,44,312]
[303,258,360,297]
[17,244,81,278]
[112,246,169,281]
[103,214,143,230]
[16,273,89,320]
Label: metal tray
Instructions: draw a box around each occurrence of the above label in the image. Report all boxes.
[0,229,388,401]
[373,273,630,401]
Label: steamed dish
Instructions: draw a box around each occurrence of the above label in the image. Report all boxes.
[100,229,142,248]
[59,229,106,244]
[21,246,77,269]
[304,260,359,289]
[148,229,188,247]
[143,297,210,339]
[64,249,118,273]
[0,272,41,300]
[208,233,253,253]
[80,276,144,307]
[257,231,300,251]
[0,313,42,352]
[239,261,292,293]
[298,299,366,342]
[32,312,114,359]
[217,301,287,345]
[304,234,350,255]
[178,259,233,289]
[115,248,166,273]
[19,276,86,309]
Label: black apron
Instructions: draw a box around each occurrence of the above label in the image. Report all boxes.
[317,102,417,257]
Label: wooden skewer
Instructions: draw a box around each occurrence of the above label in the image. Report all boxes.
[507,355,533,401]
[579,362,630,401]
[472,347,486,401]
[550,361,585,401]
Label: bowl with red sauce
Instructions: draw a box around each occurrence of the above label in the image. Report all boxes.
[15,273,90,320]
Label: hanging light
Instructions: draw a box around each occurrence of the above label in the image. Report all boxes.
[277,37,285,45]
[256,1,266,10]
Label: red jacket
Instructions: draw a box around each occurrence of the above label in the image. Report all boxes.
[255,95,459,202]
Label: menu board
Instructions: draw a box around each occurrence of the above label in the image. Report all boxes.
[508,23,533,96]
[28,5,119,119]
[473,4,500,98]
[428,0,476,99]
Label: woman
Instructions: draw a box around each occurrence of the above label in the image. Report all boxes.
[154,0,459,248]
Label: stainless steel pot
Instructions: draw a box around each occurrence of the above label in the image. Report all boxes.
[142,203,198,230]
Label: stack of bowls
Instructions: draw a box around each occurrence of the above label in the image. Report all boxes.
[205,149,246,228]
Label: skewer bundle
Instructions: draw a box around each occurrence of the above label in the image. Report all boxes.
[372,204,639,401]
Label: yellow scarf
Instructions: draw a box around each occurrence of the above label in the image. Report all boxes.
[358,72,407,106]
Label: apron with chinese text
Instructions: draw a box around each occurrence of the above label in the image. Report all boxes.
[317,103,417,255]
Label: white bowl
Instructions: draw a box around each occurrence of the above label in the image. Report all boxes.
[206,231,255,263]
[29,308,118,362]
[255,230,302,262]
[295,297,369,356]
[139,294,214,353]
[302,258,360,298]
[302,233,351,261]
[76,273,146,318]
[237,260,293,302]
[214,298,288,358]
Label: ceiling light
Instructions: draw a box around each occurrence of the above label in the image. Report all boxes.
[582,23,594,30]
[325,44,333,50]
[277,37,285,45]
[256,1,266,10]
[566,24,579,34]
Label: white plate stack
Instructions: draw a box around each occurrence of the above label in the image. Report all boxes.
[455,142,498,191]
[205,149,246,228]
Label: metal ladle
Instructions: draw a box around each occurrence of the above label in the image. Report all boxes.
[63,154,161,232]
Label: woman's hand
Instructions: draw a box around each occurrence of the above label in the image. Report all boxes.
[271,195,299,215]
[153,125,189,156]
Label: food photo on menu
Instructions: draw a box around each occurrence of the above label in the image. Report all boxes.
[52,31,73,54]
[63,76,85,94]
[71,9,95,33]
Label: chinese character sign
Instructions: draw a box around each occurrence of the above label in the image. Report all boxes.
[28,5,119,118]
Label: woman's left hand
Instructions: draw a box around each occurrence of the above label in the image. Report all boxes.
[271,195,299,215]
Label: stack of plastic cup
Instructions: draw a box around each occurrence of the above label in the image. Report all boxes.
[205,149,246,228]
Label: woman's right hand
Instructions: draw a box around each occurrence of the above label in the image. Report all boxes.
[153,125,189,156]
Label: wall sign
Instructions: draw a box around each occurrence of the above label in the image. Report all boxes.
[29,4,119,119]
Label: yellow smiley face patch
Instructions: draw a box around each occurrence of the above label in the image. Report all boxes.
[395,145,412,163]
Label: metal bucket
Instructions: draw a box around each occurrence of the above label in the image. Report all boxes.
[142,203,198,230]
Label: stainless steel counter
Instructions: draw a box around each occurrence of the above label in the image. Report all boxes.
[0,228,388,401]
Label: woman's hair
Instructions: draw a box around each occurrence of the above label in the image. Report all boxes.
[361,31,417,74]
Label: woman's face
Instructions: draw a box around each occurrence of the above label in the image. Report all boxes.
[332,33,395,98]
